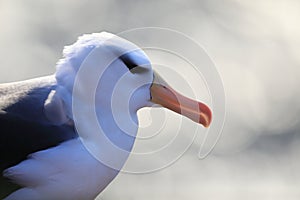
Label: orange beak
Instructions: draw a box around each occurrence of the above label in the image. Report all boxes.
[150,72,212,127]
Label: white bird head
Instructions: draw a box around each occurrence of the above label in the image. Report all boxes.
[52,32,211,130]
[48,32,212,138]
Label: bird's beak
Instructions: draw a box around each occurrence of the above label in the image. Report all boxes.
[150,71,212,127]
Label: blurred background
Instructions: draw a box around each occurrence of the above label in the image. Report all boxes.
[0,0,300,199]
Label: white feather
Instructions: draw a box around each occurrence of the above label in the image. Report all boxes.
[3,31,154,200]
[4,139,119,200]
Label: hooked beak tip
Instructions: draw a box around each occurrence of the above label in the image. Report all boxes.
[200,110,212,128]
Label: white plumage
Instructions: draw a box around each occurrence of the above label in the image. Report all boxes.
[0,32,211,200]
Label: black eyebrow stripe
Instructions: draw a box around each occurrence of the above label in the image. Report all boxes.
[119,54,138,71]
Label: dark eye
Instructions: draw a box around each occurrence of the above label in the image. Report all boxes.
[120,54,149,74]
[120,54,138,70]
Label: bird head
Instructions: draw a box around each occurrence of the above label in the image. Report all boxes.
[54,32,212,128]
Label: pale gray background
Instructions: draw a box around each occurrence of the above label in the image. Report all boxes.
[0,0,300,199]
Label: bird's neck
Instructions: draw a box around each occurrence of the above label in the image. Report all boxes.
[55,76,139,170]
[67,94,138,171]
[96,103,138,152]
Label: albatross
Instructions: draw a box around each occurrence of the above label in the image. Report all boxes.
[0,32,212,200]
